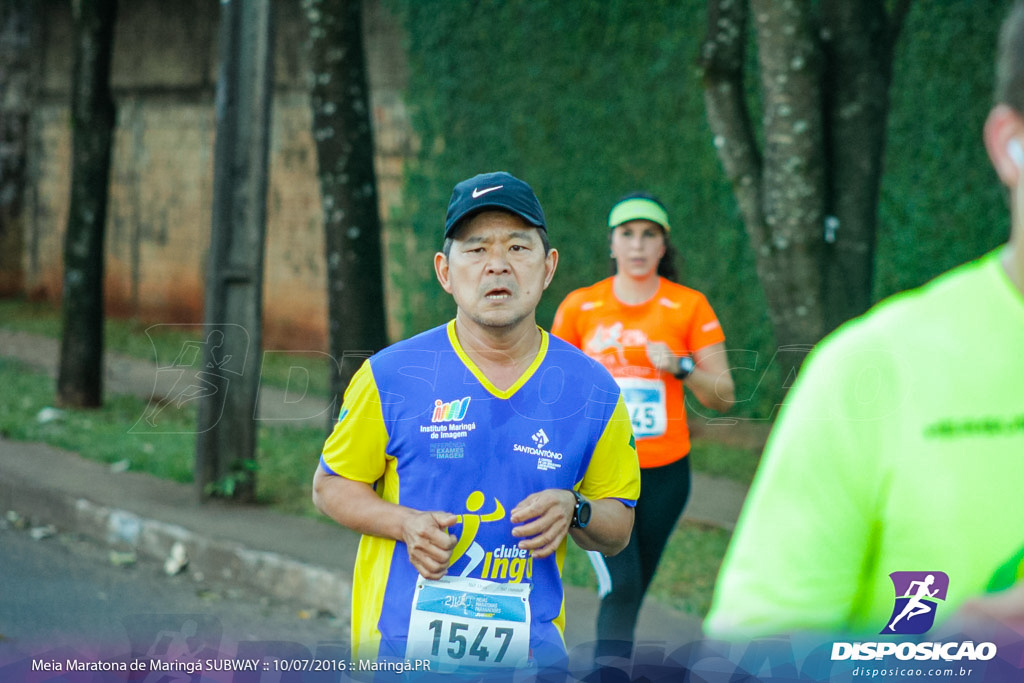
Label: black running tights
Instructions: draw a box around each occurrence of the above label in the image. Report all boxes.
[593,455,691,660]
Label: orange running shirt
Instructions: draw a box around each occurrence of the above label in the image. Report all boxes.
[551,277,725,468]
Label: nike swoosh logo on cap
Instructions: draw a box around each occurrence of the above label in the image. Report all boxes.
[471,185,503,198]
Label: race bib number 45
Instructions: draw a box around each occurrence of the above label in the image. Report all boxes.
[406,576,531,672]
[616,377,667,438]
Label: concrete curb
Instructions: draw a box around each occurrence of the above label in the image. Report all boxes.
[0,439,353,622]
[73,497,354,618]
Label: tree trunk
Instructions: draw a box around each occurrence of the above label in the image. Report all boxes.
[57,0,118,409]
[195,0,275,503]
[751,0,827,348]
[305,0,388,416]
[819,0,909,332]
[0,0,33,296]
[701,0,912,381]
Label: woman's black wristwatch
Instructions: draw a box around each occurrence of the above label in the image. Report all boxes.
[570,490,591,529]
[673,355,695,380]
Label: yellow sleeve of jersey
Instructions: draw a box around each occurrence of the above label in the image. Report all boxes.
[320,360,390,484]
[578,396,640,504]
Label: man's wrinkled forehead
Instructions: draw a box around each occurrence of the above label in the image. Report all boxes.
[455,228,540,245]
[449,210,542,242]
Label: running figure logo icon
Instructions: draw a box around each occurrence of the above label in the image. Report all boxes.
[883,571,949,635]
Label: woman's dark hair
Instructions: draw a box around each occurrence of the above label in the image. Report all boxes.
[608,191,680,283]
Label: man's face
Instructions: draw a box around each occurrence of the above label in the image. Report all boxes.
[435,211,558,333]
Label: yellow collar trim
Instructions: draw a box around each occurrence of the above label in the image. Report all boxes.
[446,320,548,399]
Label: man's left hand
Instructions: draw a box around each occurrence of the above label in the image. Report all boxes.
[509,489,576,558]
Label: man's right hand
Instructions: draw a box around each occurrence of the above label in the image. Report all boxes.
[947,582,1024,638]
[403,511,458,580]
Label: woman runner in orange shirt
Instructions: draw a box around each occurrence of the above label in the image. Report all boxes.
[551,192,735,660]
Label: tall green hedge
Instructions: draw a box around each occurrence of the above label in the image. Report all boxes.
[385,0,1009,418]
[877,0,1010,299]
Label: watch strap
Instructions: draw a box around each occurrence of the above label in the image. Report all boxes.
[570,489,587,529]
[674,355,695,380]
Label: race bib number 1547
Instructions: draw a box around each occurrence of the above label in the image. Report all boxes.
[406,576,532,672]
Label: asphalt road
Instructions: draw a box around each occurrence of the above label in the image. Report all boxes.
[0,521,350,677]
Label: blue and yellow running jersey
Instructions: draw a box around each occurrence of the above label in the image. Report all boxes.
[320,321,640,665]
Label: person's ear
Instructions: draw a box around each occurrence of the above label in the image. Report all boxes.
[543,248,558,290]
[984,104,1024,188]
[434,252,453,294]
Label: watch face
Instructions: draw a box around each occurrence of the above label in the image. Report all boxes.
[577,500,592,528]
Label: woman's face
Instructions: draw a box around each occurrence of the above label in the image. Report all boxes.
[610,219,667,279]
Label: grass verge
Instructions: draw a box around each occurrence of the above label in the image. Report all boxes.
[689,438,761,484]
[0,298,334,398]
[560,520,732,618]
[0,357,324,517]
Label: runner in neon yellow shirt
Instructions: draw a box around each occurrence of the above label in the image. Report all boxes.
[706,251,1024,638]
[706,1,1024,639]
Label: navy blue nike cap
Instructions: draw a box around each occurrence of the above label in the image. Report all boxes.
[444,171,547,238]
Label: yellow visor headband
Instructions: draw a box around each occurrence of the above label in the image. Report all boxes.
[607,197,670,232]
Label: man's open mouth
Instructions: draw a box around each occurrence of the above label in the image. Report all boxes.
[485,287,513,300]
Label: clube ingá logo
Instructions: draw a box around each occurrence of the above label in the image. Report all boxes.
[882,571,949,635]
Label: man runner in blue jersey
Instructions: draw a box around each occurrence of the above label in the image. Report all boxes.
[313,171,641,674]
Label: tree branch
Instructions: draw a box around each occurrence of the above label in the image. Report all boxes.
[700,0,768,254]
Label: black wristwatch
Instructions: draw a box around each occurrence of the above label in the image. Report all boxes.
[569,490,591,529]
[673,355,695,380]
